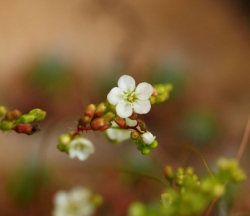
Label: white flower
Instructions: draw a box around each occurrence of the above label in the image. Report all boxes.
[106,122,131,143]
[142,132,155,144]
[53,187,96,216]
[107,75,153,118]
[68,138,95,161]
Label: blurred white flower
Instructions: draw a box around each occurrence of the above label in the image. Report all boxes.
[106,122,131,143]
[68,138,95,161]
[142,132,156,144]
[107,75,153,118]
[53,187,95,216]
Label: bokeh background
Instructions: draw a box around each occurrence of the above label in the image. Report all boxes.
[0,0,250,215]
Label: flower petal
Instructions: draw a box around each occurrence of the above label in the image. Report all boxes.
[125,118,137,127]
[142,131,156,144]
[107,87,124,105]
[135,82,153,100]
[133,100,151,114]
[118,75,136,93]
[116,102,133,118]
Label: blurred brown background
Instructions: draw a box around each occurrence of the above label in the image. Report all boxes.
[0,0,249,215]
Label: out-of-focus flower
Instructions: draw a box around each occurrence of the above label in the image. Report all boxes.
[107,75,153,118]
[106,122,131,143]
[53,187,98,216]
[141,132,156,144]
[68,138,95,161]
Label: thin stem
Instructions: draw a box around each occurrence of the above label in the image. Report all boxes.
[182,144,213,176]
[205,115,250,216]
[121,169,172,190]
[236,115,250,162]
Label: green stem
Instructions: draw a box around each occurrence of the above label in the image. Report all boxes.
[121,169,172,190]
[183,145,213,176]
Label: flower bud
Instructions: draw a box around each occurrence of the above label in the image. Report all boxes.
[12,124,32,134]
[149,96,156,104]
[152,88,158,97]
[90,194,103,206]
[59,134,71,145]
[0,121,15,130]
[4,109,22,121]
[139,121,147,132]
[129,112,137,120]
[212,184,225,197]
[103,112,115,122]
[161,193,172,208]
[131,131,139,140]
[57,143,66,152]
[175,174,184,187]
[141,131,155,144]
[154,85,165,94]
[94,102,106,118]
[0,106,7,117]
[99,121,112,131]
[20,114,36,123]
[91,118,105,130]
[34,110,47,121]
[185,167,194,175]
[78,116,90,126]
[164,165,175,181]
[115,117,126,128]
[84,104,96,118]
[164,84,173,92]
[149,140,158,149]
[141,147,150,155]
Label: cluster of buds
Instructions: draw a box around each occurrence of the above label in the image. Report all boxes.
[57,75,173,161]
[159,158,246,215]
[0,106,46,135]
[150,84,173,104]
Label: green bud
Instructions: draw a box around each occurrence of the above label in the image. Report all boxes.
[131,131,140,140]
[0,106,7,117]
[161,193,172,208]
[212,184,225,197]
[155,95,167,104]
[79,116,90,126]
[164,84,173,92]
[154,85,165,94]
[34,111,46,121]
[176,168,185,176]
[141,147,150,155]
[127,202,145,216]
[20,114,36,123]
[175,174,184,186]
[90,194,103,206]
[103,112,115,122]
[0,121,14,130]
[57,143,66,152]
[185,167,194,175]
[149,140,158,149]
[137,144,143,150]
[94,102,107,118]
[149,96,156,104]
[58,134,71,145]
[164,165,174,181]
[29,108,42,115]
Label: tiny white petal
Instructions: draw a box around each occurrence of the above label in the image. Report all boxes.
[142,132,156,144]
[133,100,151,114]
[125,118,137,127]
[116,102,133,118]
[68,138,95,161]
[135,82,154,100]
[107,87,124,105]
[118,75,136,93]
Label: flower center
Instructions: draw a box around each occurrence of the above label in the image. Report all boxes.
[128,95,133,101]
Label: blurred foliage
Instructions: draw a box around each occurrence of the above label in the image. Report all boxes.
[27,56,72,98]
[179,109,218,146]
[7,161,50,207]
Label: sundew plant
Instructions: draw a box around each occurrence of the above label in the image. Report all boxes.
[0,74,249,216]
